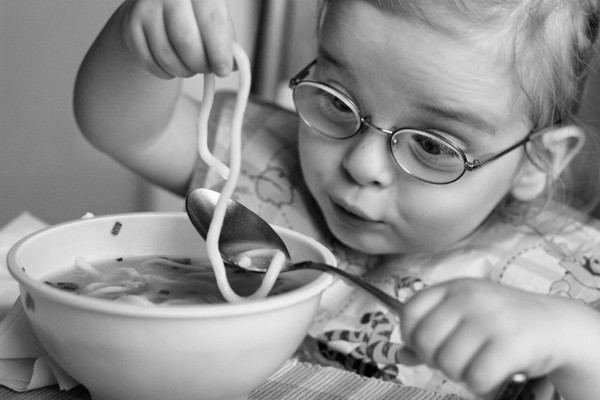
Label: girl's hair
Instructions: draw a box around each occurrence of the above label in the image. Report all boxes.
[319,0,600,226]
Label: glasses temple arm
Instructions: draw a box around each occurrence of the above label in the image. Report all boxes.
[464,133,536,171]
[289,60,317,88]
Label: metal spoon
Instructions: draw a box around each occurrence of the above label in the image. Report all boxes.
[185,188,404,314]
[185,188,527,399]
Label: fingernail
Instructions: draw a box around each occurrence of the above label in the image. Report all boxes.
[214,63,232,77]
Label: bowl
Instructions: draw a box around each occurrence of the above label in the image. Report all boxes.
[7,212,335,400]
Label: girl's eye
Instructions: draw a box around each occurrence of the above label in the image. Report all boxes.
[413,135,457,156]
[328,93,353,113]
[403,133,463,171]
[317,89,356,120]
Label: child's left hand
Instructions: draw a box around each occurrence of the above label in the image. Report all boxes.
[399,278,600,397]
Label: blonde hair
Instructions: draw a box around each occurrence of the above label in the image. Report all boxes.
[319,0,600,223]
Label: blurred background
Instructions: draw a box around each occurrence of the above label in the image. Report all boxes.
[1,0,599,226]
[0,0,318,226]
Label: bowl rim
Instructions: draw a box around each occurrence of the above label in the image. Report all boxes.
[7,212,336,318]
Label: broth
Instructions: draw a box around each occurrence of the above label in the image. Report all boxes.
[44,255,301,306]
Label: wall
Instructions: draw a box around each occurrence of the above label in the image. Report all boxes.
[0,0,132,225]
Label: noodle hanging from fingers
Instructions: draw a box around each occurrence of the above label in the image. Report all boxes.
[197,43,285,303]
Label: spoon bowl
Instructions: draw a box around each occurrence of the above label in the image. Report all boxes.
[185,188,291,271]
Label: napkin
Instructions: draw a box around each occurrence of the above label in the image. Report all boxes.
[0,213,78,392]
[0,213,47,319]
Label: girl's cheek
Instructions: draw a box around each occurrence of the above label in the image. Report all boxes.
[299,127,336,169]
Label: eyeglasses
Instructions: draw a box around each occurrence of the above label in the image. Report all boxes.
[289,60,536,184]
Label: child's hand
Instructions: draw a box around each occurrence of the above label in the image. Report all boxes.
[400,278,592,396]
[118,0,235,79]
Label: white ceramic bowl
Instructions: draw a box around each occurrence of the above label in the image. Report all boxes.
[7,212,335,400]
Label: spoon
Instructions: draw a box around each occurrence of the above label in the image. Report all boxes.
[185,188,404,314]
[185,187,527,399]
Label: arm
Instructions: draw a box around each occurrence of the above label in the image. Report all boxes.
[73,0,235,195]
[400,278,600,399]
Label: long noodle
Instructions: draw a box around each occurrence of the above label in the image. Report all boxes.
[197,43,285,303]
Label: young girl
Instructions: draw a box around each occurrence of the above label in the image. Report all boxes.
[73,0,600,398]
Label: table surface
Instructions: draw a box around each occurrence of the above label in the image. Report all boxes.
[0,385,90,400]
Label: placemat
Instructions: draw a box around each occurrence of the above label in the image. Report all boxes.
[0,359,464,400]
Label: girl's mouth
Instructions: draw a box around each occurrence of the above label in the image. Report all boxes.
[329,197,383,227]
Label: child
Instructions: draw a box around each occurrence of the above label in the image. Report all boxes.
[73,0,600,399]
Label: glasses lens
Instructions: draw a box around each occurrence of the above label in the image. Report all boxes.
[391,130,465,183]
[292,82,361,139]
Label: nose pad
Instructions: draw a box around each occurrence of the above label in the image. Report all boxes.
[341,128,395,186]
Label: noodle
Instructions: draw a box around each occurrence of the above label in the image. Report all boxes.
[197,43,285,303]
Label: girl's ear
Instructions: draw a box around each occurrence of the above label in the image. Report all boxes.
[510,125,585,201]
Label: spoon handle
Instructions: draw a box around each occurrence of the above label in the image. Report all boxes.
[490,372,528,400]
[294,261,404,315]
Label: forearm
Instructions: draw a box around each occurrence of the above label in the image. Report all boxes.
[73,4,199,194]
[74,4,179,152]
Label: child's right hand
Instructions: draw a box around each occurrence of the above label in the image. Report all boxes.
[400,278,600,399]
[118,0,235,79]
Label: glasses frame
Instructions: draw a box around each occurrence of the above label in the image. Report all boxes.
[289,59,540,184]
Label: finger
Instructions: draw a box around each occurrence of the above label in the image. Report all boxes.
[409,304,464,367]
[120,3,173,79]
[142,9,195,78]
[395,346,424,366]
[191,0,235,76]
[462,339,527,396]
[433,320,487,382]
[400,284,448,350]
[163,1,207,74]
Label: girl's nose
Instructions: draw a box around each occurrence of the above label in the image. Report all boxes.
[341,129,395,187]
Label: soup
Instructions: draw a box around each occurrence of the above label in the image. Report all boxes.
[44,255,301,306]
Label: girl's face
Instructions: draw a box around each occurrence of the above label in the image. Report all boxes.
[298,1,532,255]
